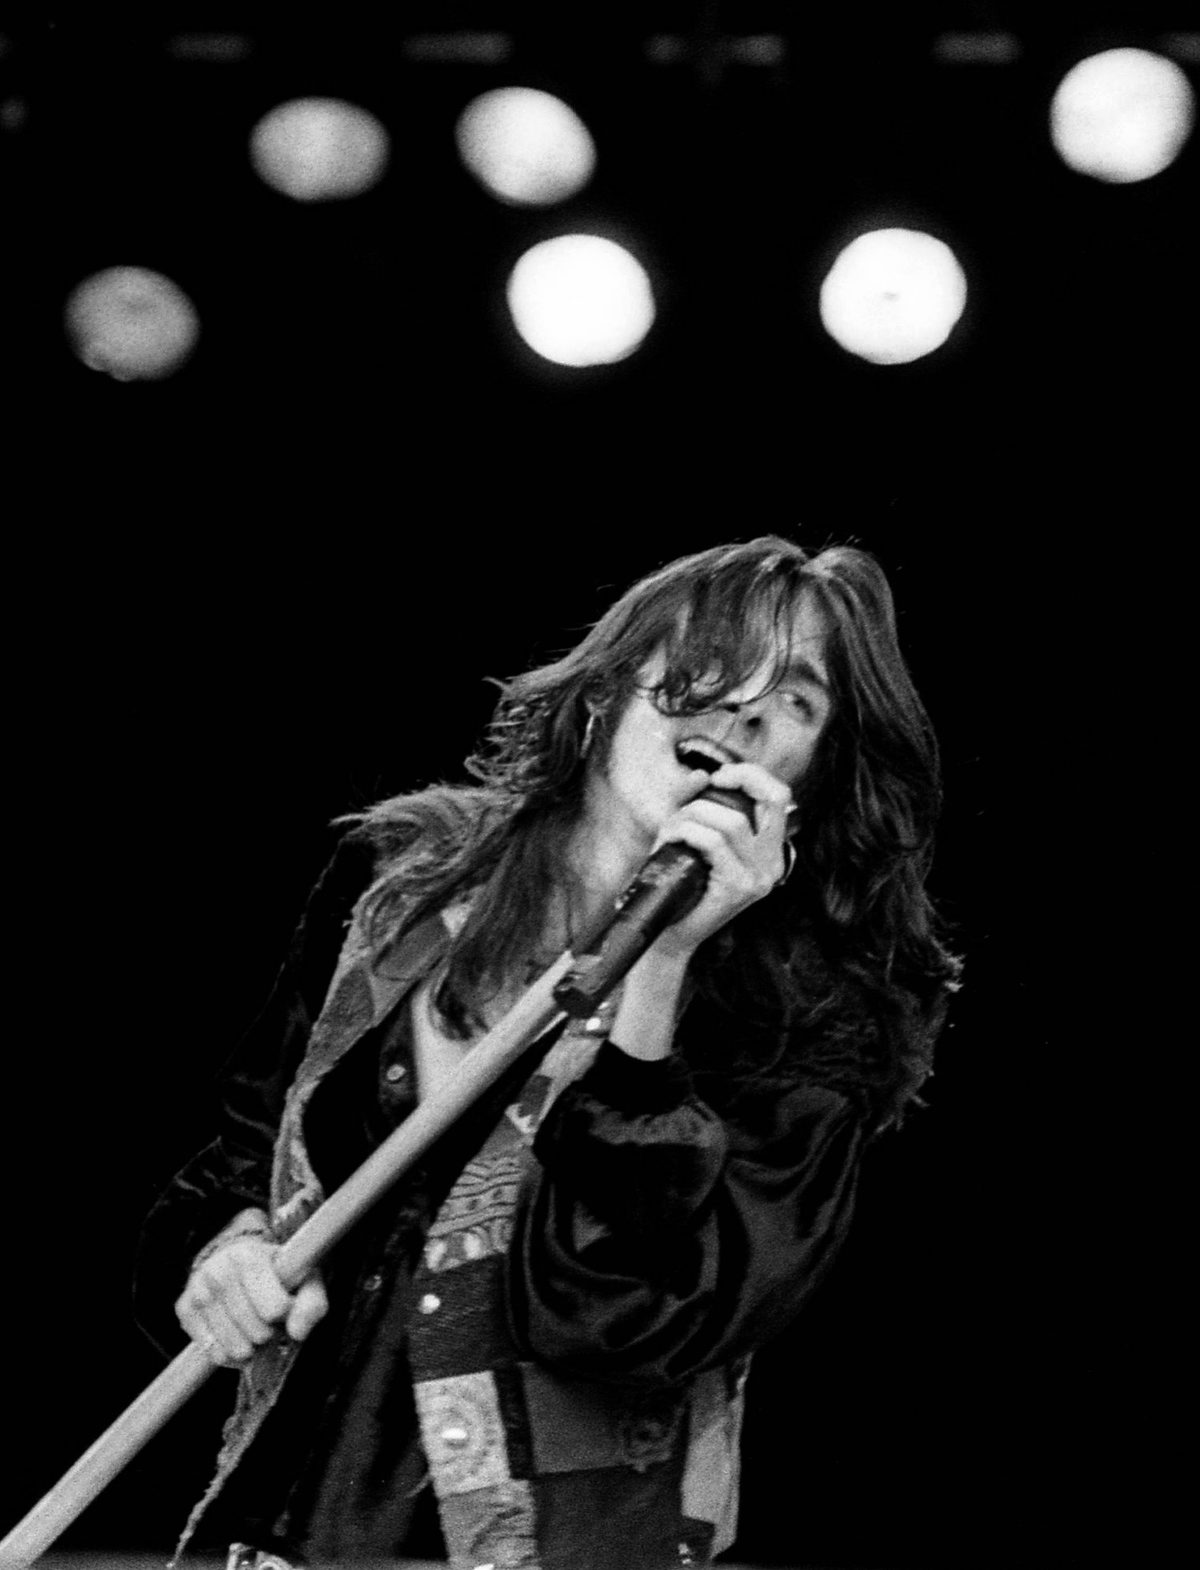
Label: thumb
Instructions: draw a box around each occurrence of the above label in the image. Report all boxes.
[285,1273,329,1342]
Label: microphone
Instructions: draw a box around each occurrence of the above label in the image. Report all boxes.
[552,784,756,1018]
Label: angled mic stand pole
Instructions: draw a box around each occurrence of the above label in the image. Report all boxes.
[0,813,726,1569]
[1,949,586,1567]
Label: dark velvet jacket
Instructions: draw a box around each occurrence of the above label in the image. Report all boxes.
[135,831,883,1570]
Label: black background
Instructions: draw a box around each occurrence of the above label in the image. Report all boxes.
[3,7,1193,1567]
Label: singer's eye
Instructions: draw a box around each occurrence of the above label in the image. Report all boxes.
[780,690,816,720]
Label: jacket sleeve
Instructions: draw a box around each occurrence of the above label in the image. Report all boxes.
[508,1036,867,1390]
[131,832,376,1353]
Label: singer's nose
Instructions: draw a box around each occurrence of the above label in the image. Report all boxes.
[722,698,763,729]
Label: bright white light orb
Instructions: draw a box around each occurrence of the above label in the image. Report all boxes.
[507,235,656,367]
[1050,48,1195,183]
[64,267,200,381]
[250,97,390,201]
[456,87,596,206]
[819,228,967,366]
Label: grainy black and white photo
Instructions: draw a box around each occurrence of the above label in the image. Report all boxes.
[2,9,1192,1570]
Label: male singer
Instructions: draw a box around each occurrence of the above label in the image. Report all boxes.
[137,534,962,1569]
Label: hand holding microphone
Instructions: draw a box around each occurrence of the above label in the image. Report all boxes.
[554,760,796,1017]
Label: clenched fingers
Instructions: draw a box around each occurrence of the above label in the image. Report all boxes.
[175,1237,327,1365]
[285,1276,330,1342]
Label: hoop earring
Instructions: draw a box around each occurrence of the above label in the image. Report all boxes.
[581,708,599,758]
[774,840,798,887]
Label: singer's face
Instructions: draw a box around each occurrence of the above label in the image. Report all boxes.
[591,591,833,850]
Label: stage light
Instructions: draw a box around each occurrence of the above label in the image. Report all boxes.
[819,228,967,366]
[404,32,513,64]
[506,235,655,367]
[64,267,200,381]
[166,33,253,62]
[249,97,390,201]
[932,31,1021,65]
[1050,48,1195,183]
[456,87,596,206]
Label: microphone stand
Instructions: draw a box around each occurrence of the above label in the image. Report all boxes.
[0,791,750,1564]
[0,954,576,1567]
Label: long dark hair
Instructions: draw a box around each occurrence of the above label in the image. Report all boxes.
[339,536,962,1130]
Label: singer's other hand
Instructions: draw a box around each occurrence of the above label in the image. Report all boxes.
[646,760,795,961]
[175,1236,328,1366]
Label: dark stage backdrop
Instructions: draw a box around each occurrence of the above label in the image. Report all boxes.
[4,9,1190,1568]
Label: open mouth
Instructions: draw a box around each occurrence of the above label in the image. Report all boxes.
[674,737,739,774]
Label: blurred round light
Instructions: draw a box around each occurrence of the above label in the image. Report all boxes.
[64,267,200,381]
[819,228,967,366]
[1050,48,1195,183]
[250,97,390,201]
[507,235,656,367]
[456,87,596,206]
